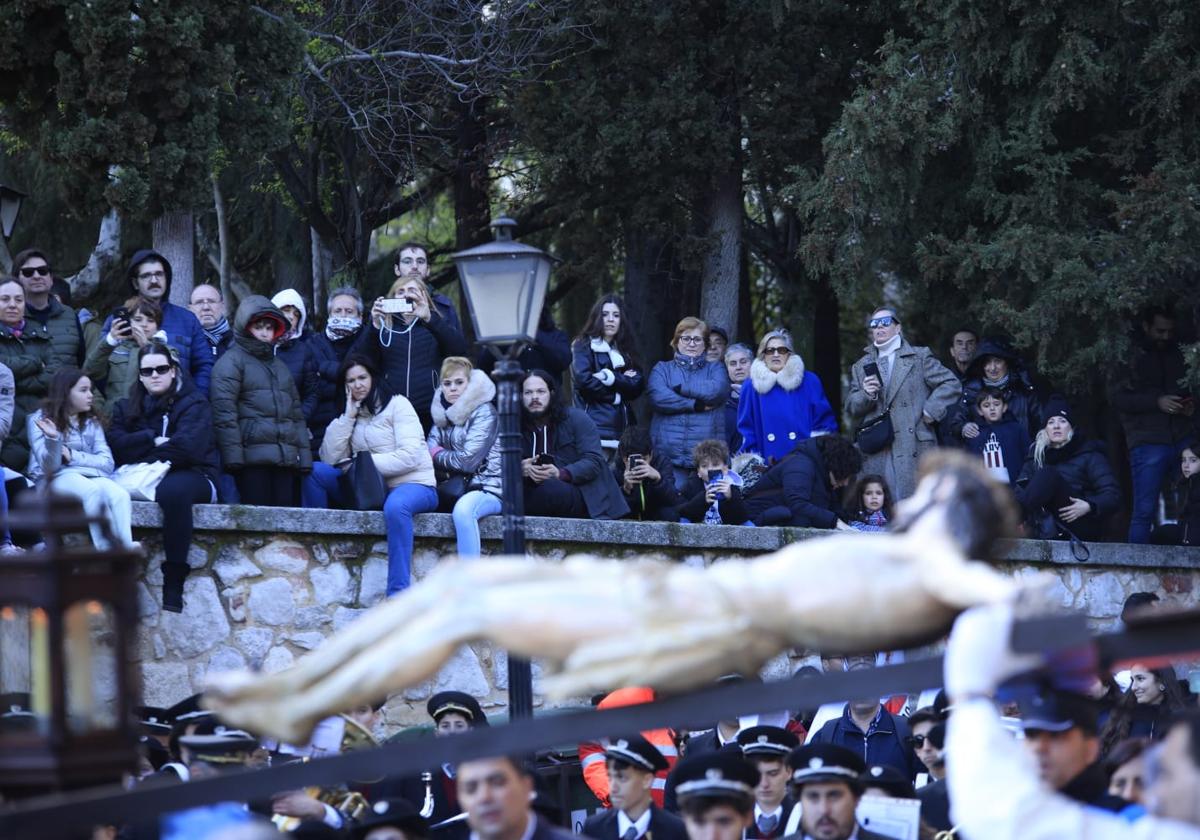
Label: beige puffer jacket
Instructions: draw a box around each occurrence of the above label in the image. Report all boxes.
[319,394,435,489]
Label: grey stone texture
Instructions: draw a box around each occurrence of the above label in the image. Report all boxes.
[60,503,1195,729]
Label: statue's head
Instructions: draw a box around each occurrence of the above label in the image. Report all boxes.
[892,450,1019,559]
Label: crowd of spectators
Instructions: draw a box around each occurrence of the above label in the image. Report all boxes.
[0,244,1197,608]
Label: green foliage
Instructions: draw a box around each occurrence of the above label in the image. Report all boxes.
[0,0,303,218]
[801,0,1200,390]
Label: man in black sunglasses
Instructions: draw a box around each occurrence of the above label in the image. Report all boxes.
[13,247,85,370]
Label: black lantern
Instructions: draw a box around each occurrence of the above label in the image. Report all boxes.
[0,492,140,797]
[0,183,25,240]
[452,217,556,720]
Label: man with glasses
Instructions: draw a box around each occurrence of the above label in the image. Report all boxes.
[845,306,960,499]
[189,284,232,359]
[101,250,213,393]
[13,248,85,370]
[393,241,462,333]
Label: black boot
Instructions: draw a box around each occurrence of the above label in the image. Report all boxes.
[162,565,187,613]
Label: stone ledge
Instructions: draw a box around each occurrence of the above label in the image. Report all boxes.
[130,502,1199,569]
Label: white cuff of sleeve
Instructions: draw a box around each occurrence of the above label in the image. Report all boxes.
[106,332,120,347]
[322,803,344,828]
[594,369,616,386]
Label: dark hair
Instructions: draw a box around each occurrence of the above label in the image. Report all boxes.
[125,295,163,326]
[846,473,894,521]
[949,326,978,341]
[1140,305,1175,325]
[337,354,393,416]
[1122,592,1160,622]
[974,386,1007,408]
[41,368,101,433]
[1100,665,1188,755]
[51,276,72,307]
[575,294,640,368]
[393,241,429,265]
[1102,737,1150,780]
[520,369,566,424]
[692,438,730,469]
[617,425,654,461]
[817,435,863,482]
[11,248,48,273]
[908,705,943,729]
[125,342,181,421]
[679,794,754,819]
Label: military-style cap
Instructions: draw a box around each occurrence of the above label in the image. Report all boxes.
[179,726,259,765]
[1019,690,1099,736]
[349,797,430,840]
[859,765,916,799]
[605,734,669,773]
[737,725,800,757]
[669,751,759,805]
[787,744,866,786]
[427,691,488,727]
[166,693,214,725]
[136,705,173,736]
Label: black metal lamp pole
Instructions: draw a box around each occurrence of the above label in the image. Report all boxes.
[494,349,534,719]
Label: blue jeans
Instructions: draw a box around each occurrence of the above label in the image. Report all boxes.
[452,490,502,557]
[302,462,438,594]
[1128,442,1190,543]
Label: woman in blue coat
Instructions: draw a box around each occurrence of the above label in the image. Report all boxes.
[648,317,730,490]
[737,329,837,464]
[570,294,645,456]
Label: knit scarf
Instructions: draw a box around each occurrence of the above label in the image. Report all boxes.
[204,316,231,348]
[983,372,1011,389]
[874,333,902,356]
[326,316,362,341]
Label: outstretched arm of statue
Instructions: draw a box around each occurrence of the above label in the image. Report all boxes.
[205,451,1029,745]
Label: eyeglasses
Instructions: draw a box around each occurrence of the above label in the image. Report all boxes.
[764,346,791,357]
[398,257,428,267]
[18,265,50,278]
[138,270,167,281]
[192,298,220,307]
[907,735,930,747]
[138,365,173,377]
[868,316,898,329]
[678,336,705,344]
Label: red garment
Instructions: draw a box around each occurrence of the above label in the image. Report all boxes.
[578,687,678,808]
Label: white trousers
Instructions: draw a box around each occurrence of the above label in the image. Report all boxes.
[50,472,134,549]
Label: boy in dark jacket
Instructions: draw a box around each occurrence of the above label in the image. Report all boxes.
[964,387,1030,485]
[743,435,861,529]
[677,439,750,525]
[614,426,681,521]
[210,297,313,507]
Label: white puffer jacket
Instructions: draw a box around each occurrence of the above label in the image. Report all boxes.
[319,394,435,489]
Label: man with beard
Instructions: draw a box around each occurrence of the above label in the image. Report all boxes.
[782,744,891,840]
[520,369,629,519]
[1111,306,1197,543]
[102,250,213,392]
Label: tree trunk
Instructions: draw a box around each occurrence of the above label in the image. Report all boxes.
[311,228,337,315]
[453,98,492,346]
[153,210,195,306]
[211,175,232,307]
[63,207,122,303]
[699,167,742,337]
[811,276,842,412]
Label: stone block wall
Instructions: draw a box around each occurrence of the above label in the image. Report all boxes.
[113,503,1200,732]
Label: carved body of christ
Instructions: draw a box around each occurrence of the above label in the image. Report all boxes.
[204,452,1028,743]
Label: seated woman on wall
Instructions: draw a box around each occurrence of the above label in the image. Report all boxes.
[27,368,137,551]
[1014,395,1121,542]
[427,356,502,558]
[303,354,437,595]
[109,343,221,612]
[84,296,179,415]
[736,329,838,464]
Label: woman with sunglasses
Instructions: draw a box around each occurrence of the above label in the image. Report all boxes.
[648,316,731,490]
[110,342,221,611]
[736,329,837,464]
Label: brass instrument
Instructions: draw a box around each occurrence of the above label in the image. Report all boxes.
[272,714,380,831]
[419,771,436,818]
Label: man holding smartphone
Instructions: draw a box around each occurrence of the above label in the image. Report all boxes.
[844,306,960,500]
[520,369,629,520]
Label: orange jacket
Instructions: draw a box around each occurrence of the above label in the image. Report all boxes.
[578,687,678,808]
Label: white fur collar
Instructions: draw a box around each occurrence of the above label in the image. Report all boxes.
[749,354,805,394]
[431,369,497,428]
[590,337,625,369]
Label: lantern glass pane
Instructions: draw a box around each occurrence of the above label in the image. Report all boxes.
[461,254,548,343]
[63,600,117,733]
[0,604,49,736]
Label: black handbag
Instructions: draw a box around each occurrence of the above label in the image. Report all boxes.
[436,475,468,512]
[855,409,895,454]
[339,449,387,510]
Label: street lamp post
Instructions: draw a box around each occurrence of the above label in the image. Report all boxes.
[452,216,554,721]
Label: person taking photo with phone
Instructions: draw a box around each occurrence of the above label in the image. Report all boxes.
[85,297,177,415]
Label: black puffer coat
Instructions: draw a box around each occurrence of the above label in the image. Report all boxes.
[571,337,645,441]
[109,376,221,483]
[210,297,313,473]
[1015,436,1122,522]
[944,339,1043,442]
[743,438,842,528]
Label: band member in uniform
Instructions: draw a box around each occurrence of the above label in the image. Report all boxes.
[581,734,687,840]
[782,744,892,840]
[669,750,760,840]
[351,797,432,840]
[737,726,800,839]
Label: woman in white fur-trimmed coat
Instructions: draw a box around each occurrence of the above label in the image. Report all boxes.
[736,329,838,464]
[427,356,502,557]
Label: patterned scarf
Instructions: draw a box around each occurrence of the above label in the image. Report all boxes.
[203,316,231,348]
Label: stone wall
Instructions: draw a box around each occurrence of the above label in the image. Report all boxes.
[112,503,1200,731]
